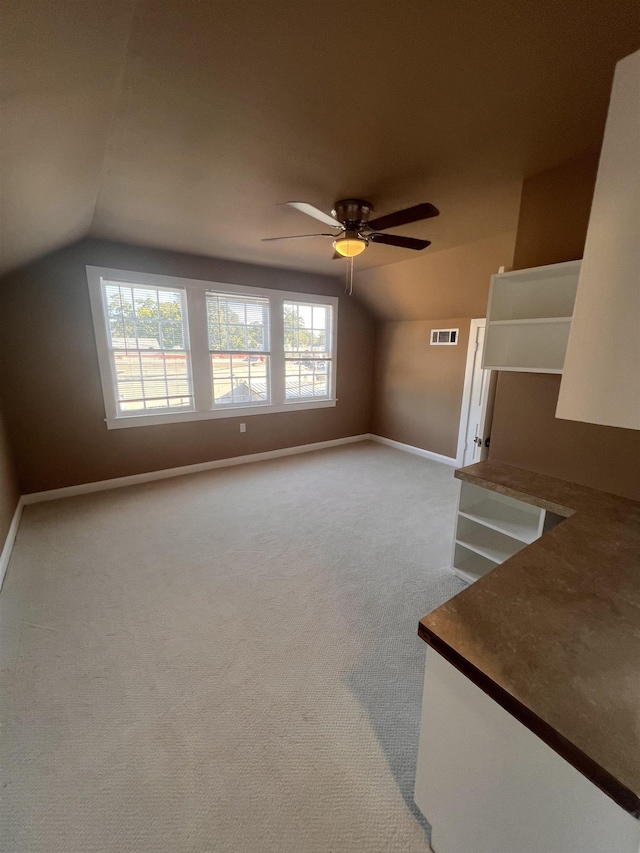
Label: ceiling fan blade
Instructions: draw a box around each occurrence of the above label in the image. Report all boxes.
[331,252,342,260]
[262,233,334,241]
[369,233,431,250]
[367,202,439,232]
[285,202,342,229]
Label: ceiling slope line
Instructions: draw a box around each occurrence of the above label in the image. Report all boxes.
[88,0,140,234]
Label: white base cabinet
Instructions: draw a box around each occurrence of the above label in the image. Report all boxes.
[452,480,562,585]
[414,649,640,853]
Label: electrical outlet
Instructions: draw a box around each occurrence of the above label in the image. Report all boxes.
[240,423,246,433]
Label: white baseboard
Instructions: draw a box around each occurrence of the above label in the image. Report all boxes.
[4,433,453,589]
[22,434,371,505]
[369,434,458,467]
[0,497,25,590]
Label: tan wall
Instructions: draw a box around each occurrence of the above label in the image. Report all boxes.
[363,230,517,459]
[372,319,471,458]
[0,239,375,494]
[0,407,19,546]
[489,150,640,500]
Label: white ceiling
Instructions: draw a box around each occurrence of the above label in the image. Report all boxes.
[1,0,638,277]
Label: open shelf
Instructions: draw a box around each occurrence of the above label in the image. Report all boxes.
[488,317,573,326]
[483,319,572,373]
[483,260,580,373]
[451,481,555,585]
[453,543,498,584]
[481,365,565,374]
[458,497,541,544]
[488,261,580,322]
[455,516,527,564]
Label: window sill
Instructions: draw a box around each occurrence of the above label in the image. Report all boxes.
[105,399,337,429]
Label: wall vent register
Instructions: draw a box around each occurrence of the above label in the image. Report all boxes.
[431,329,458,345]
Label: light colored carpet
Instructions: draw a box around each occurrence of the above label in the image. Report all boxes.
[0,441,465,853]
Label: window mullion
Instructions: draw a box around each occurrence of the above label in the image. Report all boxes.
[186,288,212,412]
[270,295,285,405]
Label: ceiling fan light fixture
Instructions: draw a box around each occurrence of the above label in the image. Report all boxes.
[333,230,367,257]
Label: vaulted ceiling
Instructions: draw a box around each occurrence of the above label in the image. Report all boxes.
[2,0,638,277]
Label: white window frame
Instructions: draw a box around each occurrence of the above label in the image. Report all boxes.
[207,290,272,409]
[283,299,335,403]
[98,277,194,417]
[87,266,338,429]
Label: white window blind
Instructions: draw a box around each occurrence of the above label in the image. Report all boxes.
[207,292,271,406]
[283,301,333,399]
[103,280,193,414]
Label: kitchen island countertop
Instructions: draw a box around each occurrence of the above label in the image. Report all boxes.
[419,460,640,817]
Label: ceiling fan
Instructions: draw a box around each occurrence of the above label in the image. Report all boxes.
[263,198,439,258]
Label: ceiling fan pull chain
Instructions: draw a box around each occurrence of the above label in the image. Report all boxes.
[345,256,354,296]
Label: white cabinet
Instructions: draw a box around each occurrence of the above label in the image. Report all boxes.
[557,50,640,430]
[482,260,580,373]
[414,649,640,853]
[452,480,561,584]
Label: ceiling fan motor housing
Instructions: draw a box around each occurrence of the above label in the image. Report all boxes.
[331,199,374,229]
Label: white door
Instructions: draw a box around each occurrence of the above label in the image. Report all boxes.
[460,320,496,467]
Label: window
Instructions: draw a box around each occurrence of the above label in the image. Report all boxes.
[284,301,333,399]
[208,292,270,406]
[102,280,193,414]
[87,267,337,429]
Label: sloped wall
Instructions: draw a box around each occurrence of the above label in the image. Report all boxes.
[354,231,517,322]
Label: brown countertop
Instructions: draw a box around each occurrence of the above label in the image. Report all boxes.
[419,461,640,817]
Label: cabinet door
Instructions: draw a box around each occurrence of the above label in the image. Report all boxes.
[556,50,640,430]
[415,650,640,853]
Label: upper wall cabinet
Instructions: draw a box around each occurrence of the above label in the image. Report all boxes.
[556,50,640,431]
[482,260,580,373]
